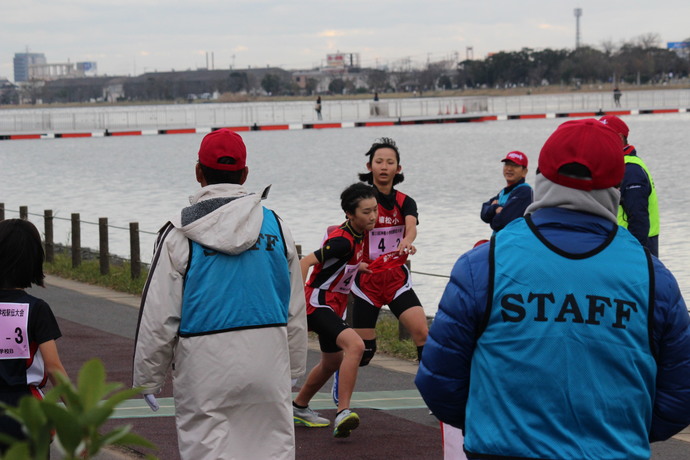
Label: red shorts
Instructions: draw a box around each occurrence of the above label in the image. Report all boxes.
[305,286,348,318]
[351,265,412,308]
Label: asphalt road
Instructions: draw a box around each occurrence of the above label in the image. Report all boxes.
[29,276,690,460]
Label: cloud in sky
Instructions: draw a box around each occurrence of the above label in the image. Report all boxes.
[2,0,689,80]
[538,24,562,31]
[319,30,356,38]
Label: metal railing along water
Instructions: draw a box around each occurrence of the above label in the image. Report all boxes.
[1,89,689,135]
[1,97,487,134]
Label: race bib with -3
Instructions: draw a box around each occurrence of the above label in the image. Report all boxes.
[369,226,404,260]
[332,264,359,294]
[0,303,30,360]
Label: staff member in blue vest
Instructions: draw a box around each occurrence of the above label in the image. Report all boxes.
[417,119,690,460]
[600,115,660,257]
[480,151,533,233]
[133,129,308,460]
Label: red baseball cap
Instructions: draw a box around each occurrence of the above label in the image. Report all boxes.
[198,128,247,171]
[599,115,629,139]
[538,118,624,191]
[501,151,528,167]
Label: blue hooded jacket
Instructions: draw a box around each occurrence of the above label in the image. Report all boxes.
[416,207,690,459]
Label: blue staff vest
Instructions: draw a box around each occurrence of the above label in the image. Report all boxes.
[465,217,656,460]
[497,182,531,206]
[180,208,290,337]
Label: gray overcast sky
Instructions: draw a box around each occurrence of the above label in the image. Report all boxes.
[2,0,689,80]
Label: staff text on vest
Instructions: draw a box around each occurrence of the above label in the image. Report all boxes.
[249,233,280,251]
[500,293,638,329]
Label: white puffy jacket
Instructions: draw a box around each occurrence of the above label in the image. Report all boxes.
[133,183,307,460]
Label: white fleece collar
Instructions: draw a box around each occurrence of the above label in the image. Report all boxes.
[525,174,620,224]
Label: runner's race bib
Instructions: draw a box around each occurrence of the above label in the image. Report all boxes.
[369,226,404,260]
[332,264,359,294]
[0,303,30,359]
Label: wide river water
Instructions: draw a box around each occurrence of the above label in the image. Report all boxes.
[2,113,689,316]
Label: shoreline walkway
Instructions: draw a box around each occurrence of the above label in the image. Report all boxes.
[31,275,690,459]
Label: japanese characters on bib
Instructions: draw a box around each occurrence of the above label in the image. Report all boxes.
[0,303,30,359]
[368,226,404,260]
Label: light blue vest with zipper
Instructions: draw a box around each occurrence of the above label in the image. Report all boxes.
[180,208,290,337]
[465,217,656,460]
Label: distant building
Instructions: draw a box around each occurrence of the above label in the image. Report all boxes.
[0,77,19,104]
[14,51,98,82]
[14,52,47,82]
[123,68,291,100]
[326,52,360,71]
[293,69,329,93]
[29,61,98,81]
[292,53,368,94]
[41,77,117,103]
[667,42,689,59]
[103,78,126,102]
[76,61,98,75]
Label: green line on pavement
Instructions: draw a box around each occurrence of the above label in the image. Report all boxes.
[111,389,426,419]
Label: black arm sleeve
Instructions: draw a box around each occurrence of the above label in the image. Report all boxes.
[315,236,353,263]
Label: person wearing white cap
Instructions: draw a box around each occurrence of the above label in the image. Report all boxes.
[417,119,690,460]
[480,151,533,233]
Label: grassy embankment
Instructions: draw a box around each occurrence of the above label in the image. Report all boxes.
[45,252,419,361]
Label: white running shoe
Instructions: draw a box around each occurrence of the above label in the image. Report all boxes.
[293,405,329,427]
[333,409,360,438]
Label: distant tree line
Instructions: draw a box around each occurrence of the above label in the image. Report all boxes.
[455,34,690,89]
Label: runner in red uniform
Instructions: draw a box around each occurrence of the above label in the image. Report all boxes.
[293,183,377,438]
[351,137,428,367]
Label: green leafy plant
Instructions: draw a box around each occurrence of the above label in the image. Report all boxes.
[0,359,156,459]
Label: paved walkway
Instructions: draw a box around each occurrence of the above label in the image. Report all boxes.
[32,275,690,459]
[37,276,440,459]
